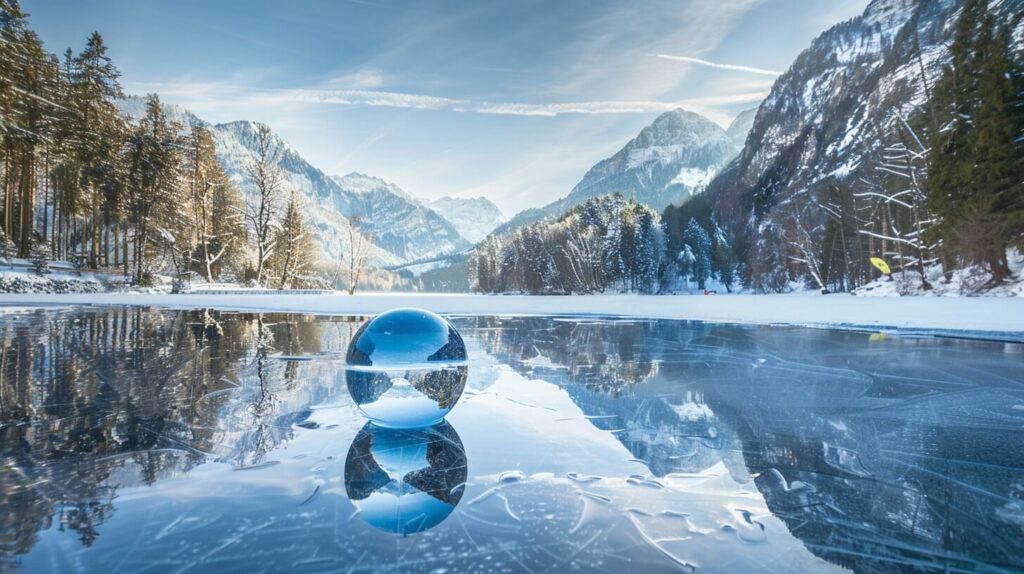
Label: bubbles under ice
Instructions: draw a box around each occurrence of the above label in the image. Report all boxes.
[345,308,467,428]
[344,422,467,534]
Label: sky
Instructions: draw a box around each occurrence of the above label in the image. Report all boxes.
[23,0,868,215]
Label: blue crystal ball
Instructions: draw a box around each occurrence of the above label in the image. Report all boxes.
[345,308,467,428]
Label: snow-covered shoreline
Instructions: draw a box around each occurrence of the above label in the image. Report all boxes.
[0,292,1021,341]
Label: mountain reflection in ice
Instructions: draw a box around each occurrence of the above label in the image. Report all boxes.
[0,308,1021,573]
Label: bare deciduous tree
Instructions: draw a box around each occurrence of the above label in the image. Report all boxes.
[243,124,284,286]
[340,215,373,294]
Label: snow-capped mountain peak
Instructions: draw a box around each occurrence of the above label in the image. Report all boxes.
[498,108,741,234]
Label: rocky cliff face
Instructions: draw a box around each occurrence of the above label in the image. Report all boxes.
[703,0,1023,287]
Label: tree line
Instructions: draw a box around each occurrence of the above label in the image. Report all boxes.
[471,194,725,294]
[0,1,321,288]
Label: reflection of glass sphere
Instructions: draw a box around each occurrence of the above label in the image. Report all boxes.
[346,309,467,428]
[344,422,467,535]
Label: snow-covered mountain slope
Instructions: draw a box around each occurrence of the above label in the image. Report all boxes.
[329,173,470,261]
[117,96,471,265]
[725,108,758,148]
[116,97,205,131]
[499,109,738,233]
[209,121,399,266]
[705,0,1023,254]
[428,196,505,243]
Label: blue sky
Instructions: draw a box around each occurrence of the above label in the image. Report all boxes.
[24,0,867,214]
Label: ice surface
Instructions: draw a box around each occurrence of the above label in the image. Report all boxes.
[1,309,1021,573]
[2,291,1021,339]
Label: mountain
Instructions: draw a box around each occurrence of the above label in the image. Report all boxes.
[699,0,1024,288]
[725,108,758,148]
[499,108,739,233]
[209,122,399,266]
[329,174,471,261]
[427,197,505,243]
[117,97,470,266]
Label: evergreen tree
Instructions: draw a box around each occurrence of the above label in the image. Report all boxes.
[124,95,182,285]
[926,0,1021,284]
[711,216,737,292]
[270,190,319,289]
[71,32,125,268]
[683,218,713,289]
[186,124,245,281]
[29,239,49,274]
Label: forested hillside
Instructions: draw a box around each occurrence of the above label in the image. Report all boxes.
[665,0,1023,294]
[470,195,666,294]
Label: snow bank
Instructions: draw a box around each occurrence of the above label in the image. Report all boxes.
[0,264,113,294]
[0,292,1021,341]
[856,250,1024,298]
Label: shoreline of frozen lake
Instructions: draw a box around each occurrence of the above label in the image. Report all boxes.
[0,292,1021,341]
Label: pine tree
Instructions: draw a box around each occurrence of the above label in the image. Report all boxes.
[926,0,1021,284]
[683,218,713,289]
[124,95,182,285]
[29,239,49,274]
[186,124,245,281]
[72,32,125,268]
[711,216,737,292]
[270,190,319,289]
[0,226,15,264]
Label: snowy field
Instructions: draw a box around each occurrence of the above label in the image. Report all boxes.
[0,292,1021,341]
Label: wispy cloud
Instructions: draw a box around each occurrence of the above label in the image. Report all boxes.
[129,81,767,129]
[326,69,387,89]
[655,53,782,76]
[274,88,767,121]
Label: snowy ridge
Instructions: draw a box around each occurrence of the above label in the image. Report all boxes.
[703,0,1024,280]
[725,108,758,148]
[209,121,397,266]
[329,173,470,262]
[428,196,506,243]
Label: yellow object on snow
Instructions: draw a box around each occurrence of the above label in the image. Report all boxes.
[870,257,891,275]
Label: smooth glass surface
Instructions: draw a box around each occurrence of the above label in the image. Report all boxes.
[346,308,467,427]
[0,308,1021,573]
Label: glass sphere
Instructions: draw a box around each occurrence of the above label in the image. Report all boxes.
[344,421,467,534]
[346,308,467,428]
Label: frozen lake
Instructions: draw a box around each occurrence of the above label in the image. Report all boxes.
[1,307,1022,573]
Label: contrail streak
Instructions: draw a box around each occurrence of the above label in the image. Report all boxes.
[656,54,782,76]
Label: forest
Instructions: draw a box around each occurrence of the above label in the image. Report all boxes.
[0,1,321,288]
